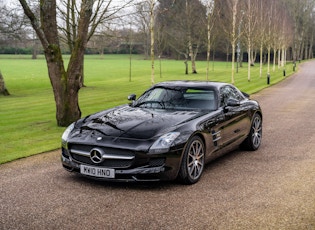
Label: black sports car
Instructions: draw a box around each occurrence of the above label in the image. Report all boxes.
[61,81,262,184]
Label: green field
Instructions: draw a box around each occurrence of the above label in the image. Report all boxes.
[0,54,296,164]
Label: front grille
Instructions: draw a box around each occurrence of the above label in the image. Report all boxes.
[71,144,134,156]
[69,144,135,169]
[71,153,133,168]
[68,144,166,169]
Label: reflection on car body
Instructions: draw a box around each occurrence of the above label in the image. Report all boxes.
[61,81,262,184]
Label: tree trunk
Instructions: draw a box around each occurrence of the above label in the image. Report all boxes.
[0,71,10,96]
[206,14,211,80]
[32,38,38,60]
[190,44,198,74]
[259,43,263,78]
[281,46,285,67]
[278,49,281,69]
[267,45,271,74]
[272,48,276,72]
[186,0,197,74]
[184,54,188,74]
[19,0,93,126]
[189,43,198,74]
[247,46,251,82]
[230,0,238,85]
[231,43,236,84]
[150,0,155,85]
[308,30,313,59]
[45,49,81,126]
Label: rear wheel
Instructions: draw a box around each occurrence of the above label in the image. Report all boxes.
[241,113,262,150]
[178,136,205,184]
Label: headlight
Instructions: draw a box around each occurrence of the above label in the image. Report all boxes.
[149,132,180,154]
[61,122,75,142]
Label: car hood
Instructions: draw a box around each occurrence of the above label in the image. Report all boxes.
[76,105,202,139]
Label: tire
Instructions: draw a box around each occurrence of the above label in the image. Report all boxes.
[178,136,205,184]
[241,113,262,151]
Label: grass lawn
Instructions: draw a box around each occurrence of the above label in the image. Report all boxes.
[0,54,296,164]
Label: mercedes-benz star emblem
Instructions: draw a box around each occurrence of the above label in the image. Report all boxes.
[90,148,104,164]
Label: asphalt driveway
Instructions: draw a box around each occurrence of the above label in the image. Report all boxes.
[1,61,315,229]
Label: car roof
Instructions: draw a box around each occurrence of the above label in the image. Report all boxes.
[153,80,231,90]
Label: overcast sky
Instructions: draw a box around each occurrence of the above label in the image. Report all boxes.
[1,0,19,8]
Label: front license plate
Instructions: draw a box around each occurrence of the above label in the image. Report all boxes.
[80,165,115,178]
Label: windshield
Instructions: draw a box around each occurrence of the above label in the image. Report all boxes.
[134,87,216,111]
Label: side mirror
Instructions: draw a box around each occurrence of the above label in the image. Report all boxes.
[223,98,240,113]
[128,94,136,101]
[226,98,240,107]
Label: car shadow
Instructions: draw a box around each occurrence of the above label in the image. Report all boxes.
[66,148,250,190]
[68,172,175,190]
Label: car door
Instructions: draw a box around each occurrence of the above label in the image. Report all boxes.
[219,86,251,149]
[201,109,226,161]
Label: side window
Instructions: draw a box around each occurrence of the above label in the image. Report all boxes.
[184,89,216,110]
[220,86,243,107]
[231,87,245,101]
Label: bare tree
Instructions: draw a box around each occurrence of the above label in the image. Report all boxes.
[265,0,278,76]
[256,0,267,78]
[203,0,216,80]
[243,0,259,82]
[149,0,157,84]
[0,4,31,53]
[255,0,275,78]
[18,0,94,126]
[156,0,191,70]
[218,0,244,84]
[270,1,292,72]
[285,0,315,61]
[134,1,151,59]
[185,0,199,74]
[156,0,206,74]
[276,9,291,69]
[18,0,136,126]
[57,0,134,87]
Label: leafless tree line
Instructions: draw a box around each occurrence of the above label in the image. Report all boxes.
[3,1,313,78]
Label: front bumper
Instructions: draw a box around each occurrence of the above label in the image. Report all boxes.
[61,147,183,182]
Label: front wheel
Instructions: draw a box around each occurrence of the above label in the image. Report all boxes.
[178,136,205,184]
[241,113,262,151]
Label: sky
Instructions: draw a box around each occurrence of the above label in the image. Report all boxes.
[1,0,19,8]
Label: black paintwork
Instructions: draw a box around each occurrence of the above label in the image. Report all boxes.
[61,81,262,182]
